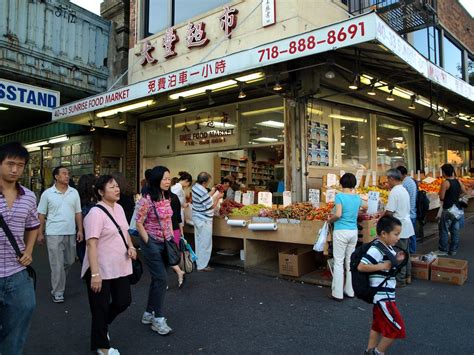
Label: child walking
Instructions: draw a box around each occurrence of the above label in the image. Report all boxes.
[358,216,406,354]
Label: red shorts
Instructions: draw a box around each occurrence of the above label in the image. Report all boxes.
[371,301,406,339]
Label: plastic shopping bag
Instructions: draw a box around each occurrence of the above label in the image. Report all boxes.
[313,222,329,252]
[128,202,140,237]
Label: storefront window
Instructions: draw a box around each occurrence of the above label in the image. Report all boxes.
[423,132,444,170]
[408,27,440,64]
[331,108,370,169]
[239,98,284,146]
[145,0,229,36]
[443,36,463,79]
[376,117,414,172]
[143,117,172,156]
[424,128,469,171]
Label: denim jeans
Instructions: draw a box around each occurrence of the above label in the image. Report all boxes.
[438,210,460,253]
[0,269,36,355]
[140,238,168,317]
[409,217,417,254]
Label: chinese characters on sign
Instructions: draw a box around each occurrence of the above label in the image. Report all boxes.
[261,0,276,27]
[137,7,239,66]
[219,6,239,38]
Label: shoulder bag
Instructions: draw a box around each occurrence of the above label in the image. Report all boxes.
[179,237,195,273]
[151,203,181,266]
[0,213,37,289]
[93,205,143,285]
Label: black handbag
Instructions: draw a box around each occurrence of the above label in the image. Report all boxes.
[0,213,37,289]
[151,204,180,266]
[93,205,143,285]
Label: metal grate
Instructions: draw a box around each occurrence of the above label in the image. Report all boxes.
[349,0,437,34]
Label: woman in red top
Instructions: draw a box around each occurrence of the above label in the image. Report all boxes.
[136,166,174,336]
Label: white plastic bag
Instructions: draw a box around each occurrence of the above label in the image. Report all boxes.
[313,222,329,252]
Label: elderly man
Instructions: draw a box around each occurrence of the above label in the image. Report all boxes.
[384,168,414,287]
[192,172,223,272]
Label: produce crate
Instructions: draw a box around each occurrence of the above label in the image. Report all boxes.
[411,254,435,280]
[278,248,316,277]
[430,257,468,285]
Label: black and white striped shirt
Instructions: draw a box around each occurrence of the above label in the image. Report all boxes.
[192,183,214,220]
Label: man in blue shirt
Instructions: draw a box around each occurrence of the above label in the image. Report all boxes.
[397,166,417,257]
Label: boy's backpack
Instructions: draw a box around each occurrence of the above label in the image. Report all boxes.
[350,240,406,304]
[416,189,430,223]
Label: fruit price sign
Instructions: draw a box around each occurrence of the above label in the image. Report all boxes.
[367,191,380,215]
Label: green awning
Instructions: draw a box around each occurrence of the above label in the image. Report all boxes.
[0,122,87,145]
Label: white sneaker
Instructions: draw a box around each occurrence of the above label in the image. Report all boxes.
[52,294,64,303]
[141,311,154,325]
[97,348,120,355]
[434,250,448,256]
[151,317,172,335]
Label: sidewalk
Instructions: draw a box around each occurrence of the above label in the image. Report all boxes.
[24,216,474,354]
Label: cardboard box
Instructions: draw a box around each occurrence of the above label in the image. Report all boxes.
[360,219,377,243]
[278,248,316,277]
[411,254,435,280]
[430,257,468,285]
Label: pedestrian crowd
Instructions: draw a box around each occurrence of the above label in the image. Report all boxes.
[0,141,469,355]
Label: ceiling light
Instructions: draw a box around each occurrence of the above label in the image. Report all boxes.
[235,72,265,82]
[437,111,445,121]
[206,90,215,105]
[89,119,96,132]
[179,96,187,112]
[451,119,457,125]
[324,70,335,79]
[273,80,282,91]
[241,106,284,116]
[380,124,408,131]
[368,84,376,96]
[96,99,154,118]
[25,141,49,149]
[465,124,470,128]
[458,115,469,122]
[329,114,367,123]
[253,137,278,143]
[408,95,416,110]
[386,92,395,101]
[257,120,285,128]
[169,80,237,100]
[48,136,69,144]
[0,106,9,111]
[348,74,359,90]
[103,119,109,128]
[238,83,246,99]
[119,118,126,125]
[307,107,323,115]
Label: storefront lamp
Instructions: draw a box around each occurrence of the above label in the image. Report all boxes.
[408,95,416,110]
[465,124,470,128]
[0,106,8,111]
[348,75,359,90]
[273,81,283,91]
[257,120,285,128]
[238,82,246,99]
[367,84,376,96]
[48,136,69,144]
[386,88,395,102]
[25,141,48,149]
[96,99,154,118]
[253,137,278,143]
[179,96,187,112]
[451,119,457,125]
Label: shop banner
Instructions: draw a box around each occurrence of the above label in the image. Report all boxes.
[52,13,377,120]
[1,78,59,112]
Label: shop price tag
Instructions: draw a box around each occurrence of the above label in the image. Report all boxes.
[364,170,371,188]
[371,171,377,186]
[242,193,251,206]
[325,188,336,203]
[283,191,292,207]
[367,191,380,214]
[234,191,242,204]
[327,173,337,187]
[248,191,255,204]
[355,169,364,189]
[423,176,436,184]
[258,191,273,207]
[309,189,320,207]
[417,170,421,181]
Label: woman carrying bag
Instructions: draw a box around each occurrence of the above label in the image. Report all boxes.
[327,173,362,301]
[81,175,137,355]
[135,166,175,336]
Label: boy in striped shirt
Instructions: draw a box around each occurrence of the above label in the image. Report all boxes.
[358,216,406,355]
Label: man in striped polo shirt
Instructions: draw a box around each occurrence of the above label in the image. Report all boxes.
[191,172,223,271]
[0,142,40,354]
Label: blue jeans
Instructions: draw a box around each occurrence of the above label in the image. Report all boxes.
[438,210,460,253]
[0,269,36,355]
[409,217,417,254]
[140,238,168,317]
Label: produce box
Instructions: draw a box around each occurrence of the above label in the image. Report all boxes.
[278,248,316,277]
[360,219,377,243]
[411,254,435,280]
[430,257,468,285]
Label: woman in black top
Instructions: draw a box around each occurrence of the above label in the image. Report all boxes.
[170,191,185,288]
[438,164,467,256]
[77,174,97,264]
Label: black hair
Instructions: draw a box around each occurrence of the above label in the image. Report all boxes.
[222,177,231,184]
[376,215,402,236]
[178,171,192,183]
[197,172,211,185]
[78,174,97,207]
[144,169,152,181]
[147,166,171,202]
[470,167,474,174]
[339,173,357,188]
[52,166,68,181]
[396,166,408,176]
[94,175,115,201]
[0,141,29,165]
[441,164,455,177]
